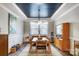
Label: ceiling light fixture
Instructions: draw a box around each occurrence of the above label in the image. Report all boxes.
[38,5,41,25]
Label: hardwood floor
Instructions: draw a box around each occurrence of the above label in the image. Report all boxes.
[9,44,63,56]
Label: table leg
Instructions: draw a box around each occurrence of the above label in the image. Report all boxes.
[29,43,32,53]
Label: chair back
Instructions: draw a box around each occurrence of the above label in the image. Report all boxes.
[36,40,47,46]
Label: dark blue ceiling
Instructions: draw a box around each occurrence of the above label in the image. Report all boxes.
[16,3,62,18]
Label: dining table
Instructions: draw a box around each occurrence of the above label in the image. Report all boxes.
[29,36,51,54]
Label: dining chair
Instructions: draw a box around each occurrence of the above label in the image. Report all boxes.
[29,37,38,53]
[36,40,47,55]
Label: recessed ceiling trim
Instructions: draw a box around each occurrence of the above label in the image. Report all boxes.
[57,4,79,20]
[0,3,19,18]
[12,3,27,19]
[16,3,61,18]
[25,18,53,22]
[51,3,66,19]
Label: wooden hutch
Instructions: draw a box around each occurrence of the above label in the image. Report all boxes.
[54,23,70,52]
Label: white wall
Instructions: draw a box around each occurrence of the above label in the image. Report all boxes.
[70,23,79,41]
[48,22,54,34]
[8,18,23,53]
[24,21,30,34]
[0,7,8,34]
[69,23,79,55]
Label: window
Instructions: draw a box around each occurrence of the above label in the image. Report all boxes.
[30,21,48,35]
[56,25,62,35]
[40,22,48,34]
[30,22,38,35]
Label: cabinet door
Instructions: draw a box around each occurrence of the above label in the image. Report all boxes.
[62,23,70,51]
[0,35,8,56]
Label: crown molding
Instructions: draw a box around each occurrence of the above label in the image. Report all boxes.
[12,3,27,19]
[57,4,79,20]
[51,3,66,19]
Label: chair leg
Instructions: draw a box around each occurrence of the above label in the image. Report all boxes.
[36,48,38,56]
[29,45,32,53]
[45,49,48,56]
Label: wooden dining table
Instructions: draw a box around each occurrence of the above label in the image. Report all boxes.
[29,36,51,54]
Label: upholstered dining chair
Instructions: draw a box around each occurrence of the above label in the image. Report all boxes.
[36,40,47,55]
[29,37,38,53]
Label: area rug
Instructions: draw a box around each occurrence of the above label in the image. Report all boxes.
[9,44,27,56]
[28,48,53,56]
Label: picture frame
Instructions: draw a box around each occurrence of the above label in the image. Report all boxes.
[8,13,17,34]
